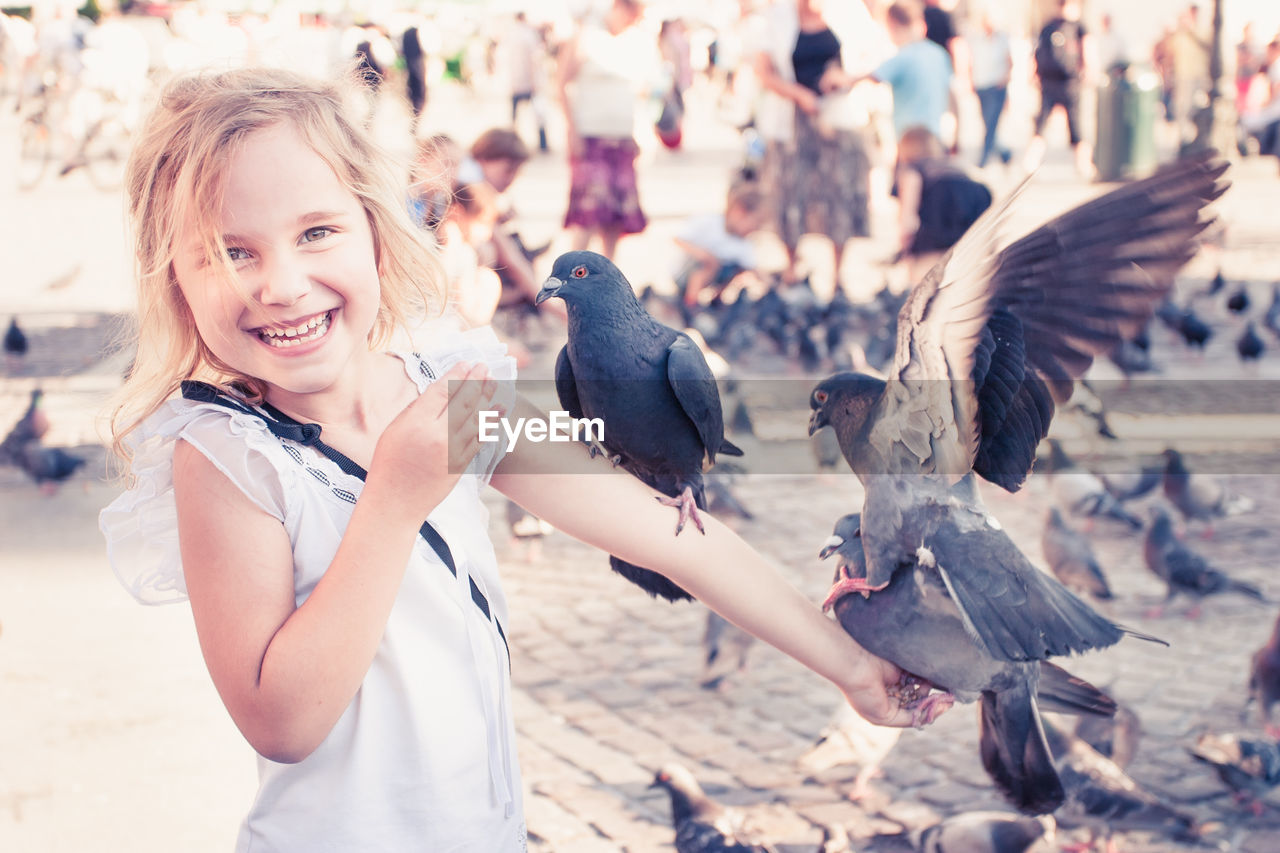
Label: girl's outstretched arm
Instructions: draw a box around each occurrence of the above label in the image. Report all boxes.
[488,395,922,728]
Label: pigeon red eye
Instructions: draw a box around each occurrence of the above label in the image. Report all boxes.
[572,265,587,278]
[815,390,828,404]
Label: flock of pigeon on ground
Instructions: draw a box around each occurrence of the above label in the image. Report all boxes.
[527,151,1280,852]
[1,314,86,492]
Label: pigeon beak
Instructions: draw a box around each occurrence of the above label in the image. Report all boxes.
[808,408,827,437]
[535,276,564,305]
[818,535,843,560]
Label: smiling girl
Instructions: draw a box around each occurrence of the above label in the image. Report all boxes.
[101,68,926,851]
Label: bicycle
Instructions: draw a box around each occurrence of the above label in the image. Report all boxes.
[16,74,136,192]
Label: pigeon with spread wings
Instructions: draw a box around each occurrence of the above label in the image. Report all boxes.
[810,153,1225,809]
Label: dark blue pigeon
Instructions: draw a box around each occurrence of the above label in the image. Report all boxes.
[536,251,743,602]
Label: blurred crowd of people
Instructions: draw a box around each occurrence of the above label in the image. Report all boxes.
[4,0,1280,344]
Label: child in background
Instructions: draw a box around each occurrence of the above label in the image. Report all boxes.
[672,179,768,308]
[894,125,992,282]
[408,133,465,233]
[99,68,925,852]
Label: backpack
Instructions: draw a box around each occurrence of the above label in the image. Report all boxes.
[1035,19,1083,80]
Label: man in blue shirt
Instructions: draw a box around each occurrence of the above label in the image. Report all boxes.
[822,2,952,143]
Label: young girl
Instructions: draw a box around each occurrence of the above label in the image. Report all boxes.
[100,67,925,851]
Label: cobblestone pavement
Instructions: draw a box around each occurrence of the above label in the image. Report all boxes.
[4,79,1280,852]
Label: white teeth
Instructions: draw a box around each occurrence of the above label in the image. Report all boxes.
[260,312,331,347]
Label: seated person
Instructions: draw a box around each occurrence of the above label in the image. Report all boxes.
[893,126,992,282]
[409,134,465,233]
[672,179,769,308]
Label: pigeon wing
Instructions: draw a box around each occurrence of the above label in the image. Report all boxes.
[553,345,585,422]
[667,333,735,466]
[877,153,1227,490]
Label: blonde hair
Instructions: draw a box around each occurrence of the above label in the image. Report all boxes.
[108,67,445,465]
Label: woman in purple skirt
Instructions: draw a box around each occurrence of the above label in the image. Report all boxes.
[555,0,654,260]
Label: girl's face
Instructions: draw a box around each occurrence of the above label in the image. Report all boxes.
[172,123,383,401]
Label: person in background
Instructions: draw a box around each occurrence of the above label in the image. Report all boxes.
[893,125,991,282]
[503,12,548,153]
[753,0,876,288]
[922,0,964,154]
[859,2,952,146]
[967,10,1012,168]
[402,24,428,137]
[555,0,655,260]
[672,179,769,308]
[408,133,464,233]
[1168,4,1211,146]
[1024,0,1092,178]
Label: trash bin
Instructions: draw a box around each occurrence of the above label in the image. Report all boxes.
[1093,63,1160,181]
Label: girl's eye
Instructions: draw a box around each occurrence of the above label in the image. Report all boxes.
[301,227,333,243]
[572,265,587,278]
[226,246,251,262]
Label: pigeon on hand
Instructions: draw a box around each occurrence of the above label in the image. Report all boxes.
[913,811,1052,853]
[1042,507,1114,602]
[536,251,744,602]
[1249,610,1280,738]
[1190,732,1280,813]
[1161,447,1255,535]
[796,701,901,801]
[649,764,778,853]
[1042,719,1200,850]
[1142,506,1266,617]
[1043,441,1142,531]
[1073,701,1142,770]
[821,514,1125,816]
[806,151,1223,812]
[4,317,28,372]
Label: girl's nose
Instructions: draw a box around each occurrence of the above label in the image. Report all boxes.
[255,255,311,306]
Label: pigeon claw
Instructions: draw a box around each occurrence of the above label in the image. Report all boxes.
[821,576,890,611]
[656,486,704,536]
[906,691,955,729]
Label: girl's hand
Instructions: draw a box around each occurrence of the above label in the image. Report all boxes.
[370,362,499,519]
[840,651,939,729]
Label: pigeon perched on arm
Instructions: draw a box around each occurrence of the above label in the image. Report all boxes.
[1249,610,1280,738]
[1142,506,1266,617]
[1161,447,1255,536]
[809,152,1225,812]
[649,764,778,853]
[821,514,1125,816]
[536,251,744,602]
[1042,507,1114,602]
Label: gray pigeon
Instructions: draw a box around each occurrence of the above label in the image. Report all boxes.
[821,514,1124,815]
[1042,719,1200,849]
[1042,440,1141,530]
[914,811,1051,853]
[1161,447,1255,535]
[1250,610,1280,738]
[1143,506,1266,617]
[536,251,744,602]
[1190,732,1280,811]
[649,764,778,853]
[1041,507,1114,601]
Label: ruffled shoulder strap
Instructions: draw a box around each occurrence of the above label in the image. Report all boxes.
[99,396,296,605]
[400,325,518,484]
